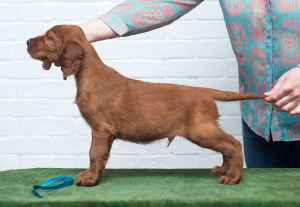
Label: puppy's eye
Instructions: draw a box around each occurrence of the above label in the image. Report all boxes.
[45,34,53,41]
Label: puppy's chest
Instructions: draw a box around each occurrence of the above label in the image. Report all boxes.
[75,92,107,120]
[75,94,97,120]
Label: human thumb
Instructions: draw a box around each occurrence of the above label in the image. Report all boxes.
[264,79,283,96]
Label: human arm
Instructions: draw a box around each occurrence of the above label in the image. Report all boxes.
[39,0,204,69]
[83,0,204,41]
[78,18,117,42]
[264,66,300,115]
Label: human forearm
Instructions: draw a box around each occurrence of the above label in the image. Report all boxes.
[78,18,117,42]
[98,0,205,37]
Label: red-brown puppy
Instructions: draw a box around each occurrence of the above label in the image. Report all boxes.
[27,25,265,187]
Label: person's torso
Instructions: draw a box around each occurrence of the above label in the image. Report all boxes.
[219,0,300,141]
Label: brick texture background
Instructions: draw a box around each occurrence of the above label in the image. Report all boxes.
[0,0,244,171]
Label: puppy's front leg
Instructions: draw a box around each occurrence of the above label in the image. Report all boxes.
[76,131,114,187]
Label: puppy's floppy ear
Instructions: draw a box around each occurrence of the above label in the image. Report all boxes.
[60,41,84,80]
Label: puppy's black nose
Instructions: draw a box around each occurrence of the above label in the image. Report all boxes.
[26,39,31,46]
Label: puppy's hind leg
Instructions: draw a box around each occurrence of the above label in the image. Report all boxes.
[210,155,230,176]
[186,122,243,185]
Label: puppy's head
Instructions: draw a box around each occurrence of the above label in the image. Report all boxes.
[27,25,86,80]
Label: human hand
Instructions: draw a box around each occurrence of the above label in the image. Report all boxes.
[264,66,300,115]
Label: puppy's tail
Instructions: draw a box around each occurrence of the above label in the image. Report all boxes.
[208,89,266,102]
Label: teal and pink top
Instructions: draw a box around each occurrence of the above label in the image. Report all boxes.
[99,0,300,142]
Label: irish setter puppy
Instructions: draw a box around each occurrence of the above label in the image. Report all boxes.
[27,25,265,187]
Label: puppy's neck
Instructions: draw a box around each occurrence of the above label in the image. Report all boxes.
[74,44,122,89]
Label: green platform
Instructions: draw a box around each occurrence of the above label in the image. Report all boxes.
[1,168,300,207]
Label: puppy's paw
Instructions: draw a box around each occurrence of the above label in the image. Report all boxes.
[78,170,89,178]
[219,175,242,185]
[211,166,228,176]
[76,175,100,187]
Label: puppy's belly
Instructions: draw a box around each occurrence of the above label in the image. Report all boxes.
[116,124,178,143]
[117,133,166,143]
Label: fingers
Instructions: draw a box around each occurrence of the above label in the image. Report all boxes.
[272,95,298,111]
[265,84,300,114]
[264,77,286,103]
[263,67,300,114]
[264,70,300,114]
[36,32,46,37]
[289,105,300,115]
[271,98,297,112]
[268,93,299,112]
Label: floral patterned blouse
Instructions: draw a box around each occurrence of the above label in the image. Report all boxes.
[99,0,300,142]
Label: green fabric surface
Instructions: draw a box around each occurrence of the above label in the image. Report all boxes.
[1,168,300,207]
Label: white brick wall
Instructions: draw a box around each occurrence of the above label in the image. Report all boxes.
[0,0,244,171]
